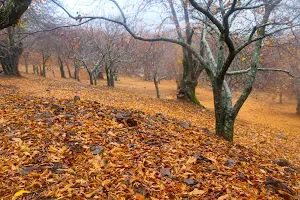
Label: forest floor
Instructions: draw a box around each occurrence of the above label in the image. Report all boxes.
[0,73,299,199]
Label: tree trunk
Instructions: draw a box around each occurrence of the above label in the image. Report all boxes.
[109,70,115,87]
[32,65,37,74]
[42,64,46,77]
[0,45,22,76]
[0,27,22,76]
[0,0,32,30]
[154,75,160,98]
[41,52,50,77]
[105,66,115,87]
[74,62,80,81]
[42,63,46,77]
[93,72,97,85]
[213,83,234,142]
[87,70,94,85]
[58,56,66,78]
[65,62,72,78]
[177,49,203,104]
[105,67,110,86]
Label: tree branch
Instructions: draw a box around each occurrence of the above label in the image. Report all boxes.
[188,0,225,33]
[51,0,208,71]
[226,67,300,78]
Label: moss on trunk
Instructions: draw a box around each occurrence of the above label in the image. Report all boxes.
[0,0,32,30]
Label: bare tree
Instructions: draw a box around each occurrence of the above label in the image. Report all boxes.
[53,0,300,141]
[140,42,169,98]
[99,22,135,87]
[68,25,105,85]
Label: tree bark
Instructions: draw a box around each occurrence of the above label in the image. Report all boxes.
[0,0,32,30]
[154,74,160,99]
[105,66,115,87]
[74,62,80,81]
[0,28,23,76]
[109,70,115,87]
[0,45,22,76]
[93,72,97,85]
[210,6,273,142]
[213,83,235,142]
[65,62,72,78]
[58,56,66,78]
[87,70,94,85]
[32,64,37,74]
[41,53,50,77]
[178,49,203,104]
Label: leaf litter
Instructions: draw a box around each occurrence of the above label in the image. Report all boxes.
[0,75,299,199]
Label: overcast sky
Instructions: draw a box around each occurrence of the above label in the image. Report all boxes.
[60,0,171,32]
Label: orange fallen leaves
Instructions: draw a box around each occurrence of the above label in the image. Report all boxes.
[0,74,299,199]
[189,188,206,196]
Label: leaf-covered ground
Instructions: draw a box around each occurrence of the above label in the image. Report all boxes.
[0,74,299,199]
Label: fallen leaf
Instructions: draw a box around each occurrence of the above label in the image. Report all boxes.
[12,190,30,200]
[186,156,197,165]
[102,179,111,187]
[189,188,206,196]
[218,194,229,200]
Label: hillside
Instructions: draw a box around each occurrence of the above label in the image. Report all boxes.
[0,74,299,199]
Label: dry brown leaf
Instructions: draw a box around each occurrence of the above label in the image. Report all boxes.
[189,188,206,196]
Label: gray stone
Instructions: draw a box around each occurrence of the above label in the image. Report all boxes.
[160,168,171,177]
[91,146,104,155]
[20,166,39,175]
[63,114,74,119]
[74,96,80,102]
[129,143,135,148]
[274,158,290,167]
[265,176,295,195]
[183,179,197,186]
[97,112,106,117]
[227,158,235,168]
[179,121,189,129]
[238,173,246,180]
[194,154,212,163]
[276,134,287,140]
